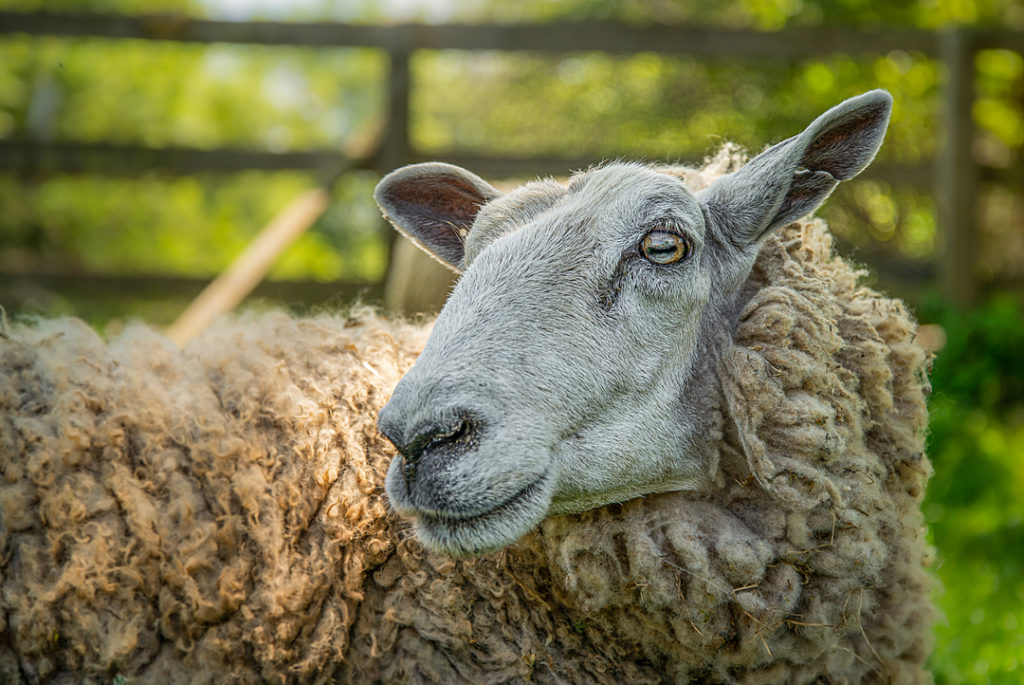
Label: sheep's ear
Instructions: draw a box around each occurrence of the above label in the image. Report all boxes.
[374,162,501,272]
[700,90,892,247]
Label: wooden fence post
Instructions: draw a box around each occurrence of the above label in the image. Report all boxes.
[381,42,411,170]
[936,28,978,304]
[380,39,459,316]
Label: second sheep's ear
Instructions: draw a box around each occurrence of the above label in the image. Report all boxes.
[374,162,502,272]
[700,89,892,247]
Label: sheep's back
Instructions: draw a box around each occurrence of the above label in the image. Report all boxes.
[0,310,427,683]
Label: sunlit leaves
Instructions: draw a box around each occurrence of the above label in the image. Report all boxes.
[0,37,386,149]
[976,50,1024,151]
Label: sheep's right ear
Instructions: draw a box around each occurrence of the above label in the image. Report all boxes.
[374,162,501,272]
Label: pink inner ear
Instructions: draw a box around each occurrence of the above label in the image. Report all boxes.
[388,174,488,222]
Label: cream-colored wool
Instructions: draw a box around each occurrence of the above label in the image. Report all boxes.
[0,196,932,682]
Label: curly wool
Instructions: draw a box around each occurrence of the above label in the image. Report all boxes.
[529,218,934,684]
[0,311,419,683]
[0,188,932,684]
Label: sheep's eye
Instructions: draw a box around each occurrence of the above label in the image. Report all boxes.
[640,230,690,265]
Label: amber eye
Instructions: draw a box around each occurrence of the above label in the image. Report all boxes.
[640,230,690,265]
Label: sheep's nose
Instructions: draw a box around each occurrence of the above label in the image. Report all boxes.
[380,413,479,487]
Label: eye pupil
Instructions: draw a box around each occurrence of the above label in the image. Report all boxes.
[641,230,689,264]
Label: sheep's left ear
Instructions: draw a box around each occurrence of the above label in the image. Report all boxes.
[700,89,892,247]
[374,162,501,273]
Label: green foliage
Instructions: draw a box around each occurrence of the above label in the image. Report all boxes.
[0,171,386,282]
[976,49,1024,156]
[919,294,1024,684]
[823,180,938,257]
[922,295,1024,414]
[414,50,939,162]
[0,37,385,147]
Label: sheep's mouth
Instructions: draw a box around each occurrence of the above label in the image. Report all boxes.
[412,471,553,556]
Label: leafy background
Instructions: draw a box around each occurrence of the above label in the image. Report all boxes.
[1,0,1022,681]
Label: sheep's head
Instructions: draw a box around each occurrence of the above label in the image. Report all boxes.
[374,90,892,556]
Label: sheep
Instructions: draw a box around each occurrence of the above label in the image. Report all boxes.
[0,90,933,683]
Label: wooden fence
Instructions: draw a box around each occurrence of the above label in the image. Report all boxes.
[1,10,1023,310]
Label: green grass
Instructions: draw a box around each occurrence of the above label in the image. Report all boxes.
[920,293,1024,683]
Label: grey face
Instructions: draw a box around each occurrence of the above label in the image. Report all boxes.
[374,90,893,556]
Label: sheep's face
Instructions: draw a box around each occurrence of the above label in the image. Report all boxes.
[379,167,718,555]
[375,90,893,556]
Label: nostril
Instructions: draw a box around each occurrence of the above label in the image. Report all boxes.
[395,414,478,490]
[405,415,474,465]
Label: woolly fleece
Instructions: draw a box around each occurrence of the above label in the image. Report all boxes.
[0,188,933,684]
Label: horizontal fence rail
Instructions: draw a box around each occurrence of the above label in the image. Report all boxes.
[1,139,964,189]
[1,9,1022,306]
[1,10,1022,54]
[0,270,382,304]
[0,140,360,176]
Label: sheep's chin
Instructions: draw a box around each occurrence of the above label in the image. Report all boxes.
[410,471,555,557]
[548,475,710,516]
